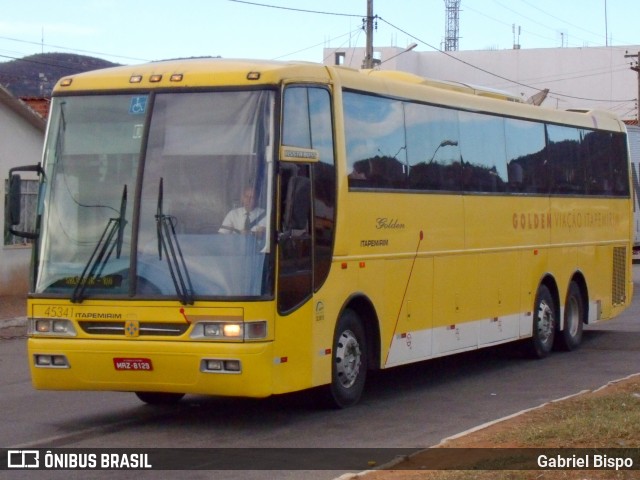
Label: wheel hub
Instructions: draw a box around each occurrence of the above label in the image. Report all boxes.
[566,296,580,336]
[335,329,362,389]
[537,300,554,343]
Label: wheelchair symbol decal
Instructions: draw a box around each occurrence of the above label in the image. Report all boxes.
[129,96,148,115]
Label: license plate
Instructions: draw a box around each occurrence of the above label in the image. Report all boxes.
[113,358,153,371]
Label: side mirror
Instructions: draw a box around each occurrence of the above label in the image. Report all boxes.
[6,164,43,240]
[8,174,22,226]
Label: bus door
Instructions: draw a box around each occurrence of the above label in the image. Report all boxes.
[277,164,313,313]
[277,85,336,314]
[275,84,336,390]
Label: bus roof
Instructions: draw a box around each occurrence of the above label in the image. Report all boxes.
[53,58,333,93]
[364,70,525,103]
[54,58,625,133]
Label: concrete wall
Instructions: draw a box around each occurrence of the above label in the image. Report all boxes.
[325,45,640,122]
[0,88,45,295]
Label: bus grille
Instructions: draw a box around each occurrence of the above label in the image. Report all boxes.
[612,246,627,306]
[78,322,189,336]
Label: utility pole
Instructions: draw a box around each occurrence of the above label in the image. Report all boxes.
[625,51,640,123]
[362,0,374,69]
[604,0,608,47]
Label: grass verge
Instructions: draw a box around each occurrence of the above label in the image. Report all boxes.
[361,375,640,480]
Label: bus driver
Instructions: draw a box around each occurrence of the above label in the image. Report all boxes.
[219,186,266,234]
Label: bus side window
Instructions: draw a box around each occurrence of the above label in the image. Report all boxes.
[505,119,546,194]
[278,165,313,313]
[283,173,311,233]
[507,161,524,192]
[344,92,407,190]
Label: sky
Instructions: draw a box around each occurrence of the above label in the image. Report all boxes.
[0,0,638,66]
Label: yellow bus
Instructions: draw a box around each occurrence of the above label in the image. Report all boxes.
[8,59,633,408]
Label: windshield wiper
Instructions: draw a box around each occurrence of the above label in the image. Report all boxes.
[71,185,128,303]
[155,177,194,305]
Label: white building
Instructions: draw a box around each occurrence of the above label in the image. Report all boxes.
[325,45,640,122]
[0,85,45,295]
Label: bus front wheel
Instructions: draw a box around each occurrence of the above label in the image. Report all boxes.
[529,284,556,358]
[328,309,367,408]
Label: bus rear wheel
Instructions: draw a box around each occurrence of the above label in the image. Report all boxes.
[327,309,367,408]
[135,392,185,405]
[529,284,556,358]
[555,282,584,351]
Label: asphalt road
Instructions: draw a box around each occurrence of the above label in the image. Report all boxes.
[1,266,639,480]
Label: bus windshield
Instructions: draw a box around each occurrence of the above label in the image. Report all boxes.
[35,90,275,301]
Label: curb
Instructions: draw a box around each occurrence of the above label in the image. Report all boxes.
[337,372,640,479]
[0,316,27,329]
[432,390,591,447]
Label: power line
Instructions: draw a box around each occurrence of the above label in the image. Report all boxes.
[515,0,625,46]
[463,4,570,48]
[491,0,602,48]
[319,28,364,65]
[0,53,81,71]
[0,34,149,63]
[227,0,362,18]
[494,64,631,90]
[377,16,635,103]
[273,27,362,61]
[0,0,632,106]
[0,1,363,66]
[217,0,639,104]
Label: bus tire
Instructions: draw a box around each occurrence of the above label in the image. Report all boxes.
[135,392,185,405]
[327,309,367,408]
[555,282,584,351]
[529,284,556,359]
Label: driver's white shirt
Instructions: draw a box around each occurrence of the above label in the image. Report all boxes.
[219,207,266,233]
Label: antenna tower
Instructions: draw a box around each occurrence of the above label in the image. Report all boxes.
[444,0,461,51]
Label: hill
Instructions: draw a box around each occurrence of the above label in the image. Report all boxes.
[0,53,119,97]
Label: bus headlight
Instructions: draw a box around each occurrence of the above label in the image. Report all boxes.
[201,322,242,338]
[202,323,223,337]
[191,321,267,341]
[28,318,77,337]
